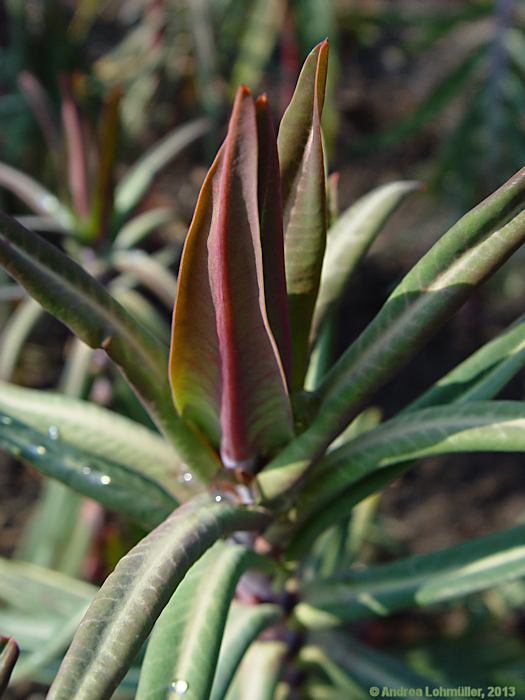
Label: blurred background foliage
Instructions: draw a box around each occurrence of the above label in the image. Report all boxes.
[2,0,525,697]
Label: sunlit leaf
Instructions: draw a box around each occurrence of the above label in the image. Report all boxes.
[296,523,525,626]
[137,543,266,700]
[311,180,420,340]
[0,411,178,528]
[114,118,210,217]
[258,165,525,500]
[48,496,269,700]
[0,213,219,479]
[278,40,329,389]
[170,87,292,469]
[0,382,192,498]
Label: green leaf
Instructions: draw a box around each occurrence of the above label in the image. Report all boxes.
[113,207,175,250]
[47,496,270,700]
[137,543,266,700]
[283,317,525,558]
[256,95,292,385]
[210,601,282,700]
[0,637,19,695]
[0,162,73,229]
[0,382,193,498]
[0,213,219,479]
[228,640,288,700]
[0,557,96,621]
[110,250,178,308]
[0,411,178,528]
[170,87,292,469]
[114,118,210,217]
[278,40,329,390]
[258,164,525,501]
[301,632,438,696]
[405,314,525,411]
[311,181,420,341]
[294,401,525,527]
[229,0,284,93]
[0,297,44,380]
[296,523,525,626]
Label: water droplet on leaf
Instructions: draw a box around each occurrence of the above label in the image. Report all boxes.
[100,475,111,485]
[170,679,189,695]
[28,445,46,456]
[182,472,193,483]
[214,494,222,503]
[81,466,92,476]
[47,426,60,440]
[0,415,12,425]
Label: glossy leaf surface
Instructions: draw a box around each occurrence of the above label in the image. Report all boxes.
[48,496,269,700]
[297,524,525,626]
[137,543,264,699]
[258,165,525,500]
[295,401,525,526]
[0,411,177,528]
[0,213,218,479]
[0,382,193,498]
[170,87,292,469]
[278,41,329,389]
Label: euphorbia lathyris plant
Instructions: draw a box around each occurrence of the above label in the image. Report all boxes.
[2,41,525,698]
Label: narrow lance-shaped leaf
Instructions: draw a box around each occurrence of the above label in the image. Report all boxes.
[47,496,270,700]
[296,523,525,626]
[137,543,267,700]
[18,71,61,169]
[302,632,439,697]
[405,314,525,412]
[310,180,421,341]
[284,316,525,558]
[278,40,329,390]
[0,411,177,529]
[0,213,219,479]
[0,382,194,498]
[60,74,90,221]
[0,637,19,696]
[256,94,292,385]
[210,601,283,700]
[293,401,525,527]
[230,640,288,700]
[170,87,292,470]
[0,163,73,229]
[114,118,210,218]
[258,165,525,500]
[91,87,121,240]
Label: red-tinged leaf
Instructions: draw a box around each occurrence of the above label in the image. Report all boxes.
[92,88,121,240]
[170,87,293,470]
[256,94,292,386]
[18,72,61,169]
[278,40,329,391]
[0,637,19,695]
[60,75,90,221]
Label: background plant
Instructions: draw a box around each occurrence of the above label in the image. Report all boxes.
[1,41,525,698]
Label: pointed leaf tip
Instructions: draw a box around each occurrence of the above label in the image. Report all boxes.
[170,84,292,469]
[278,39,329,390]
